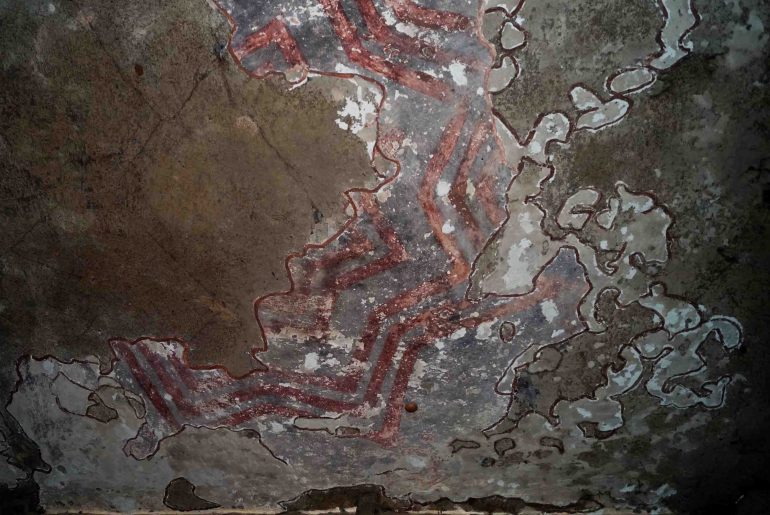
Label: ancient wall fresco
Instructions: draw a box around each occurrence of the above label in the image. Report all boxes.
[1,0,768,512]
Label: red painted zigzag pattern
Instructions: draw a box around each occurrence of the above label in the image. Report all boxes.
[111,0,580,451]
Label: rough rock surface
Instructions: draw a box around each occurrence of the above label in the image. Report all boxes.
[0,0,768,513]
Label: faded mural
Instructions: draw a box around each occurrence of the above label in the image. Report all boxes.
[1,0,769,513]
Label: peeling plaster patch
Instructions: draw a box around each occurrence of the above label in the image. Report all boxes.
[332,77,382,158]
[581,99,629,129]
[500,21,525,50]
[447,62,468,86]
[569,86,603,111]
[651,0,698,70]
[634,316,742,408]
[540,300,559,323]
[557,189,601,230]
[610,67,656,94]
[484,0,522,17]
[476,321,495,340]
[436,180,451,197]
[487,56,517,93]
[303,353,320,371]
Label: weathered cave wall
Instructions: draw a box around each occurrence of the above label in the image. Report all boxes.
[1,0,768,513]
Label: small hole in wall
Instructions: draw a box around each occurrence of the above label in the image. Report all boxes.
[134,63,144,77]
[480,457,496,467]
[404,401,418,413]
[499,321,516,342]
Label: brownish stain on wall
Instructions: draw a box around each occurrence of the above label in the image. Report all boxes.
[0,0,374,378]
